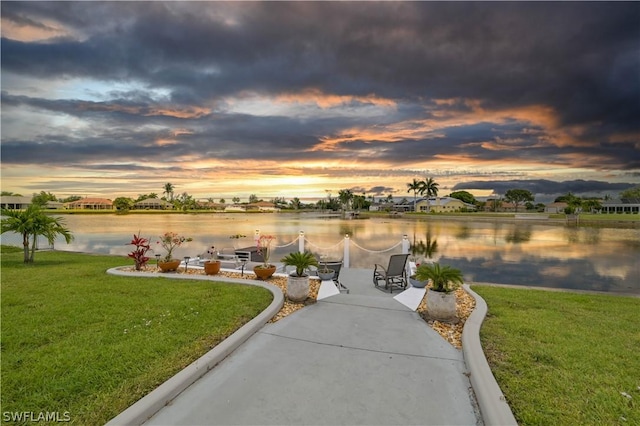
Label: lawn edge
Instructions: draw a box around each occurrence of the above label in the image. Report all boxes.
[462,284,518,425]
[104,267,285,426]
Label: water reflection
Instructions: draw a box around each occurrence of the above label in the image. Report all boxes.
[409,230,438,261]
[30,213,639,295]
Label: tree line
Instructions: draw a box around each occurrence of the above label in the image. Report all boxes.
[4,182,639,214]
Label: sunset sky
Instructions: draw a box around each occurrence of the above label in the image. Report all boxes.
[1,1,639,203]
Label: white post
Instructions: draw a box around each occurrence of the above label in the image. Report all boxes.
[402,234,409,254]
[298,231,305,253]
[343,234,350,268]
[254,229,260,246]
[402,234,411,276]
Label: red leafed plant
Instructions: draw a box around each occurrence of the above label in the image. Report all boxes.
[127,232,152,271]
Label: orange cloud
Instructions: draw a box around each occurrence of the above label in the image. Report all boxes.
[77,102,211,119]
[0,17,73,42]
[276,88,397,109]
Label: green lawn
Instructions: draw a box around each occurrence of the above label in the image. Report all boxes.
[473,286,640,425]
[0,247,273,425]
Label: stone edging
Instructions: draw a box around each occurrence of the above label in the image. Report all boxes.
[104,267,285,426]
[461,284,518,425]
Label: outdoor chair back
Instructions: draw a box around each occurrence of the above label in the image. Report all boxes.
[373,253,409,293]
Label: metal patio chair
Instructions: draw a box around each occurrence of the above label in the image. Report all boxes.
[373,253,409,293]
[321,261,349,294]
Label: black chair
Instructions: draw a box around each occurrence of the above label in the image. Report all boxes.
[320,261,349,294]
[373,254,409,293]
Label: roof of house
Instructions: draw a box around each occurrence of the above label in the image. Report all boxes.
[134,199,172,206]
[0,196,32,204]
[66,197,113,205]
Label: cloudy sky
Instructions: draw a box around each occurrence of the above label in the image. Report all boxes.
[1,1,639,202]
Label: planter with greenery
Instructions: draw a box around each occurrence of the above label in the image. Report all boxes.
[203,245,221,275]
[408,274,428,288]
[281,251,319,302]
[415,262,464,322]
[253,235,276,279]
[156,232,192,272]
[317,263,335,281]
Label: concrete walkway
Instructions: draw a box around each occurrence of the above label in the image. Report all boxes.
[139,268,482,426]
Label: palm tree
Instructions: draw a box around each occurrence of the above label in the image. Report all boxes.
[338,189,354,211]
[415,263,463,293]
[1,205,73,263]
[163,182,175,202]
[407,179,422,212]
[289,197,302,210]
[418,177,439,198]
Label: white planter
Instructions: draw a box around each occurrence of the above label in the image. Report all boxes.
[287,275,310,302]
[318,270,335,281]
[426,289,457,322]
[409,276,428,288]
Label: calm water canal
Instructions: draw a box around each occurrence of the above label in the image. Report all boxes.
[45,213,640,295]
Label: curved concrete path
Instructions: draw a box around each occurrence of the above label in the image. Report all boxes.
[107,267,517,425]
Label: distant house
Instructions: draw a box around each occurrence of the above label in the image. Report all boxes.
[45,201,65,210]
[368,202,398,212]
[225,204,248,212]
[415,197,477,213]
[248,201,280,212]
[545,202,568,214]
[197,201,226,211]
[599,199,640,214]
[133,199,174,210]
[393,202,413,212]
[65,197,114,210]
[0,196,32,210]
[483,200,517,213]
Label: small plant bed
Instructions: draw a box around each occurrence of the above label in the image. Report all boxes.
[416,285,476,348]
[473,286,640,425]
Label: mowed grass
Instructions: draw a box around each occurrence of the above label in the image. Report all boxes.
[0,247,273,425]
[473,286,640,425]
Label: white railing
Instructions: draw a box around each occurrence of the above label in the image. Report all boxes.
[263,230,410,268]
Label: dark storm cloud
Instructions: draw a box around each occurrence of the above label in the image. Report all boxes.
[4,2,638,114]
[1,1,639,183]
[452,179,636,196]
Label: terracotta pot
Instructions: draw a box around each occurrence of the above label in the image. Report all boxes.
[204,260,221,275]
[158,259,181,272]
[253,265,276,280]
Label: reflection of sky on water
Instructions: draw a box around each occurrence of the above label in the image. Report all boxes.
[24,213,639,295]
[444,254,637,294]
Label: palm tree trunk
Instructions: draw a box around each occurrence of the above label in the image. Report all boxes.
[22,232,30,263]
[29,234,37,263]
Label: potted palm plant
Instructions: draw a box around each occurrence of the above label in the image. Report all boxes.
[281,251,318,302]
[415,262,464,322]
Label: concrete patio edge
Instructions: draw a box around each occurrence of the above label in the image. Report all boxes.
[104,267,285,426]
[462,284,518,425]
